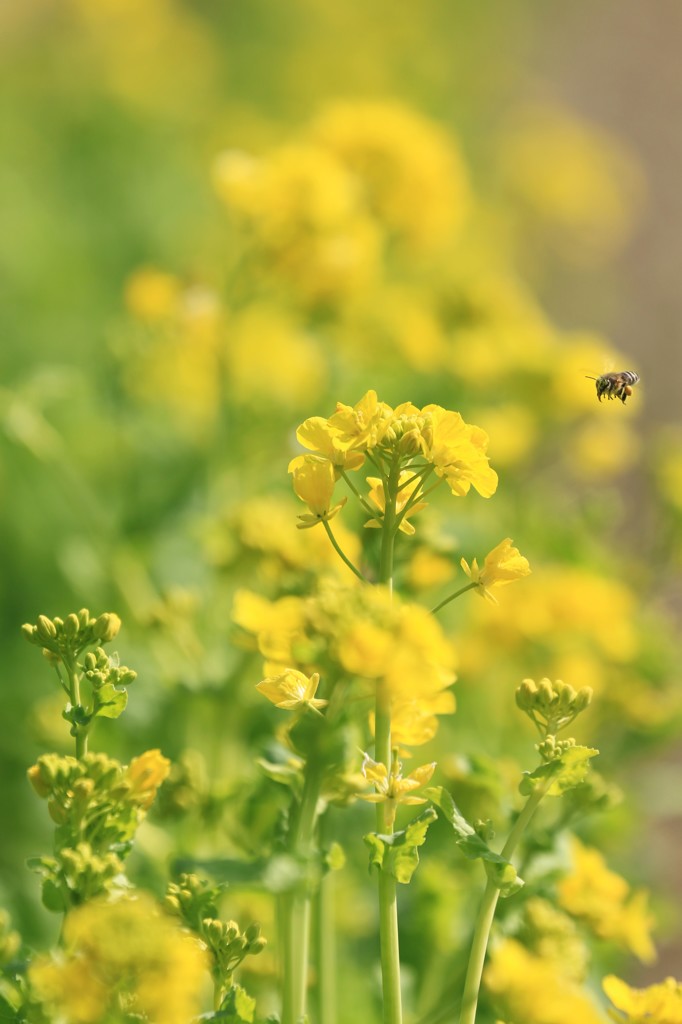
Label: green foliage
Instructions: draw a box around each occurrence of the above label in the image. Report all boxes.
[426,786,523,897]
[364,808,438,884]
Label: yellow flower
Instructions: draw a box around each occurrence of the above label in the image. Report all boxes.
[124,267,181,322]
[289,455,347,529]
[603,974,682,1023]
[485,938,605,1024]
[327,389,394,452]
[360,754,435,826]
[125,749,171,810]
[420,405,498,498]
[557,837,656,962]
[30,894,208,1024]
[461,538,531,604]
[365,471,427,535]
[310,100,470,250]
[256,669,328,714]
[295,416,366,471]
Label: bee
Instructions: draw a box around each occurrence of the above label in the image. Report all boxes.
[586,370,640,404]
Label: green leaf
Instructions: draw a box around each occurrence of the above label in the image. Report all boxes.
[93,686,128,719]
[425,786,524,897]
[364,808,437,884]
[519,746,599,797]
[214,983,256,1023]
[41,878,66,913]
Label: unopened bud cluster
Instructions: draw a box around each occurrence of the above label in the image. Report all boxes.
[166,873,266,995]
[537,735,576,764]
[22,610,121,661]
[516,678,592,736]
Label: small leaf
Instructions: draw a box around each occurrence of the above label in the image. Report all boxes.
[364,808,437,884]
[519,746,599,797]
[41,878,66,913]
[94,688,128,719]
[425,786,523,898]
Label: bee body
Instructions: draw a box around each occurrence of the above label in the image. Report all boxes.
[586,370,640,404]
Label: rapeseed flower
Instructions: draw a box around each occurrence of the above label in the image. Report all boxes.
[360,755,435,826]
[461,538,531,603]
[125,749,171,810]
[289,455,347,529]
[30,894,208,1024]
[256,668,328,714]
[603,974,682,1023]
[557,837,656,962]
[484,938,604,1024]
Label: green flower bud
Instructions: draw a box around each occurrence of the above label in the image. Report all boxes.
[78,608,91,628]
[247,936,267,955]
[27,763,50,798]
[21,623,37,643]
[93,613,122,643]
[574,687,593,713]
[36,615,57,642]
[243,922,262,944]
[63,613,80,638]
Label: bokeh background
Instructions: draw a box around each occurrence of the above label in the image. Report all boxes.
[2,1,682,1021]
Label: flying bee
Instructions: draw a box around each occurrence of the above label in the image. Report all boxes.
[586,370,640,404]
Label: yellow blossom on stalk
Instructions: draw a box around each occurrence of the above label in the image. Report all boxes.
[365,471,428,535]
[295,416,366,472]
[327,389,394,452]
[484,938,604,1024]
[256,669,328,714]
[289,455,347,529]
[420,405,498,498]
[557,837,656,962]
[603,974,682,1023]
[461,538,531,604]
[30,894,208,1024]
[360,755,436,826]
[125,749,171,810]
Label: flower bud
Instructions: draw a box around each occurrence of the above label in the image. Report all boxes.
[243,922,262,944]
[78,608,91,628]
[36,616,57,642]
[93,613,121,643]
[63,613,80,639]
[574,687,593,713]
[27,763,50,798]
[248,936,267,955]
[21,623,37,643]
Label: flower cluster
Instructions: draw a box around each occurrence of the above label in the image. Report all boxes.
[289,389,497,531]
[29,894,208,1024]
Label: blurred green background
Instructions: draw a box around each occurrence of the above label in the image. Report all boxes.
[2,1,682,1020]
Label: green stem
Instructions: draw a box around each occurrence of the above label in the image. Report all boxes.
[282,766,321,1024]
[458,783,549,1024]
[64,656,88,759]
[431,582,479,616]
[375,455,403,1024]
[341,469,382,521]
[314,815,336,1024]
[323,520,368,582]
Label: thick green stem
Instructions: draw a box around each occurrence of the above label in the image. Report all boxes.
[374,455,403,1024]
[282,767,320,1024]
[458,784,548,1024]
[314,821,337,1024]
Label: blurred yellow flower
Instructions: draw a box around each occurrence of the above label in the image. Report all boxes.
[571,418,641,480]
[124,267,181,322]
[603,974,682,1023]
[30,894,208,1024]
[125,749,171,810]
[485,938,604,1024]
[224,305,327,407]
[406,548,454,591]
[557,837,656,962]
[461,538,531,604]
[256,668,328,713]
[498,103,643,263]
[310,100,470,250]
